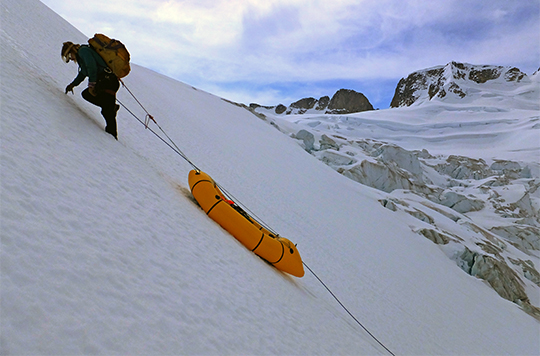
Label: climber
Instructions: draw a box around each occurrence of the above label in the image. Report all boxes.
[61,41,120,139]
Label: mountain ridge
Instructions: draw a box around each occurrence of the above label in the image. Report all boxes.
[248,61,535,114]
[390,61,532,107]
[250,88,374,115]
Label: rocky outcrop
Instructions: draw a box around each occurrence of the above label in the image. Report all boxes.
[275,104,287,114]
[289,97,318,112]
[316,96,330,111]
[250,89,374,115]
[326,89,374,114]
[390,62,530,107]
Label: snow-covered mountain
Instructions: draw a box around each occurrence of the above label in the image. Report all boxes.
[1,0,539,355]
[390,61,533,107]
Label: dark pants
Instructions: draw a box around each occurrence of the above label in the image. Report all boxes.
[82,71,120,138]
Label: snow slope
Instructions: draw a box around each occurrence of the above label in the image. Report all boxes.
[1,0,539,355]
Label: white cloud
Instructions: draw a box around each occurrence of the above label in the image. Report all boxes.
[41,0,539,107]
[150,1,245,47]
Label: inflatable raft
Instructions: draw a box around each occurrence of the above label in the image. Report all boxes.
[188,170,304,277]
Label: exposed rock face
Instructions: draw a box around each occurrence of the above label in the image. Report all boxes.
[275,104,287,114]
[316,96,330,111]
[289,97,317,111]
[327,89,374,114]
[250,89,374,115]
[390,62,529,107]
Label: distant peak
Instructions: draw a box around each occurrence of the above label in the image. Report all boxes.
[390,62,529,107]
[251,89,373,116]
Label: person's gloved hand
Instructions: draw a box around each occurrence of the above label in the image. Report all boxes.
[88,82,97,96]
[65,83,75,94]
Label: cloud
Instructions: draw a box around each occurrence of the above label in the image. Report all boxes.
[150,0,245,47]
[42,0,539,108]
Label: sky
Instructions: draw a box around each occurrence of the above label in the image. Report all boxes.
[41,0,539,109]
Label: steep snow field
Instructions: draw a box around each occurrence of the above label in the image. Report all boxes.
[1,0,539,355]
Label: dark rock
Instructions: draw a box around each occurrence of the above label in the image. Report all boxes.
[251,90,373,115]
[275,104,287,114]
[316,96,330,111]
[390,62,529,107]
[505,67,526,82]
[391,72,430,107]
[290,97,317,111]
[249,103,273,110]
[469,67,501,83]
[327,89,374,114]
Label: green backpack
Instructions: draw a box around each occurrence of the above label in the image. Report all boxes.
[88,33,131,78]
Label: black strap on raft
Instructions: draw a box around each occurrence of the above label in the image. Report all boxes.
[269,241,285,264]
[205,198,223,216]
[251,232,265,252]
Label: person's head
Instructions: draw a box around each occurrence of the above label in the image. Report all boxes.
[61,42,80,63]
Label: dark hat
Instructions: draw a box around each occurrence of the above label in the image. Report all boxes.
[61,42,79,63]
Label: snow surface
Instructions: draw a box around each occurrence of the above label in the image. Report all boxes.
[1,0,539,355]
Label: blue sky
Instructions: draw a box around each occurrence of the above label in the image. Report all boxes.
[42,0,539,109]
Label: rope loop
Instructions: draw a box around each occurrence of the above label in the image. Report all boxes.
[144,114,156,129]
[116,80,201,173]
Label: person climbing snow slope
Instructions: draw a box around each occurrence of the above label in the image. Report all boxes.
[62,41,120,139]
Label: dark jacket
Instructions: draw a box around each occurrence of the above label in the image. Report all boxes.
[71,45,108,86]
